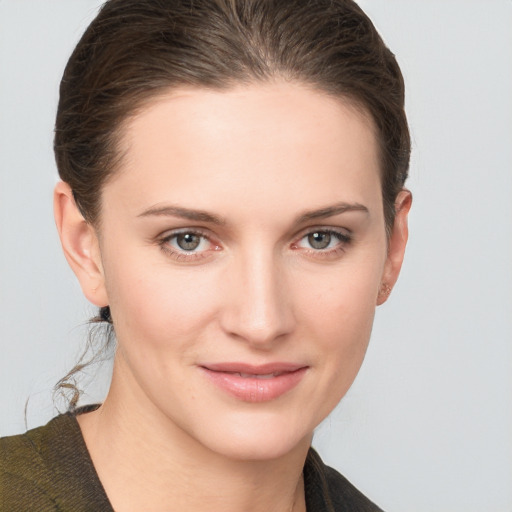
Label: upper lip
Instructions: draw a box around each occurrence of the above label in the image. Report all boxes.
[201,362,307,375]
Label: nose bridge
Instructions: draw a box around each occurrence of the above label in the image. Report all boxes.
[221,245,294,346]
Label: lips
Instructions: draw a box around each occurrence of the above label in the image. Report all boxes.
[200,363,308,402]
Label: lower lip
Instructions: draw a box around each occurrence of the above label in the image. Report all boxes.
[201,367,308,403]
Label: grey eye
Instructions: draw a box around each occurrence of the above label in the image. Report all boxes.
[176,233,201,251]
[307,232,331,249]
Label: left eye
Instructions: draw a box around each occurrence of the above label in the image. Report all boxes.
[297,230,348,250]
[168,232,210,252]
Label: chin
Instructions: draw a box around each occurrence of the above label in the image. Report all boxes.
[209,436,310,462]
[194,412,314,462]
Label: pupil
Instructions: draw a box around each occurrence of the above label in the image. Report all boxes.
[177,233,200,251]
[308,232,331,249]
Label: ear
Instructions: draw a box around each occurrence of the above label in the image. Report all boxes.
[53,181,109,307]
[377,189,412,305]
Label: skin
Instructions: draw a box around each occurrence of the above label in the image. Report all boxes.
[54,81,411,512]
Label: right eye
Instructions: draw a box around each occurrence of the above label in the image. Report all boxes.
[159,230,221,261]
[171,232,207,251]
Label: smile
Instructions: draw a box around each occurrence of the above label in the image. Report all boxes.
[200,363,308,402]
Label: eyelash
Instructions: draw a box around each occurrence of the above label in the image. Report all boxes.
[157,227,352,262]
[158,229,220,262]
[291,228,352,259]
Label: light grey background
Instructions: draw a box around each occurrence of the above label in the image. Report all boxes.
[1,1,511,511]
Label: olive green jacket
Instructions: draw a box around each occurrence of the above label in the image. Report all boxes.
[0,411,383,511]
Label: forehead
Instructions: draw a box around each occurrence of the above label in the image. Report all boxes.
[104,82,381,218]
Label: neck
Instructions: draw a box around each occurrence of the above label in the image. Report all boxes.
[77,363,310,512]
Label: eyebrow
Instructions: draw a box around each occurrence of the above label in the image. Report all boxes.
[137,201,368,225]
[137,205,226,225]
[295,202,369,224]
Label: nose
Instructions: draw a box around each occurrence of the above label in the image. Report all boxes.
[218,248,296,348]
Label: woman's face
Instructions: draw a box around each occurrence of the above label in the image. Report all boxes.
[80,82,408,460]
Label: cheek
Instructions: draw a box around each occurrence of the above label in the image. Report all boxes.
[296,258,381,333]
[293,258,382,382]
[104,253,220,351]
[314,284,376,367]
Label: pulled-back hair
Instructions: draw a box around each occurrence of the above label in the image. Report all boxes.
[53,0,410,408]
[55,0,409,228]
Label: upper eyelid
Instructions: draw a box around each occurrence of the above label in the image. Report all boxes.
[159,227,213,241]
[293,225,352,240]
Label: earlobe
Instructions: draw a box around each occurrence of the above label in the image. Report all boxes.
[377,189,412,306]
[53,181,109,307]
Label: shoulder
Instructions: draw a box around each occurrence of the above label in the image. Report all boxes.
[0,407,112,511]
[0,422,60,510]
[304,448,384,512]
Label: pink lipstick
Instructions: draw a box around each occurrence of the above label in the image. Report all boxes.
[200,362,308,402]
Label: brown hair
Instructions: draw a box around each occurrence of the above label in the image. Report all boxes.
[54,0,410,408]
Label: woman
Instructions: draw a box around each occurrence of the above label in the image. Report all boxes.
[0,0,411,510]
